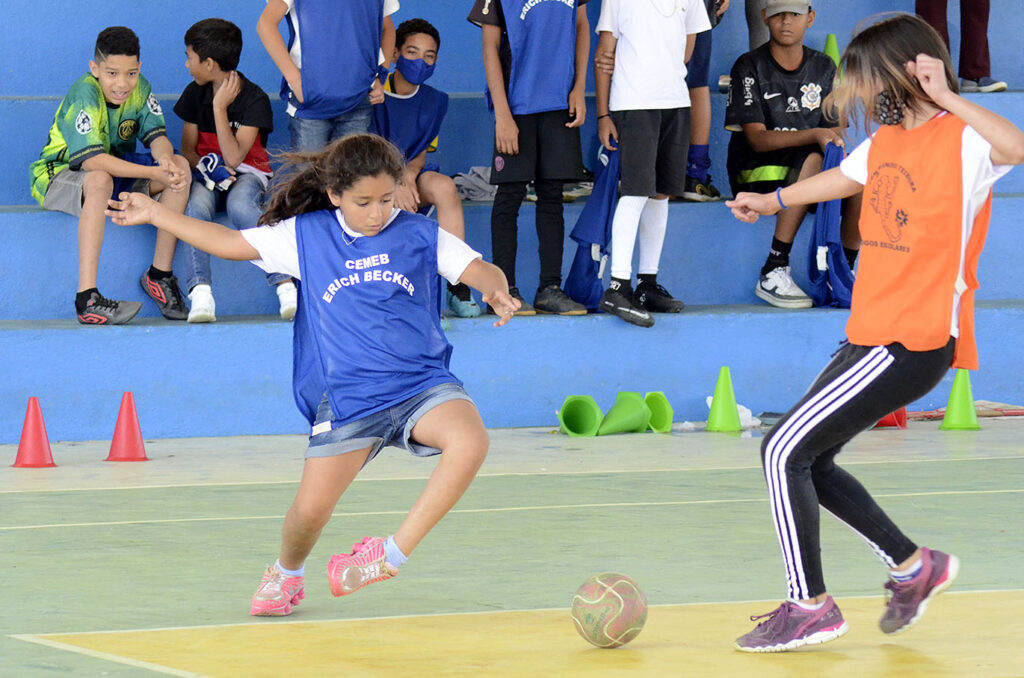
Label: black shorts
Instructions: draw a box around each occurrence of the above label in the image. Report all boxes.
[490,109,585,184]
[612,108,690,197]
[727,142,822,196]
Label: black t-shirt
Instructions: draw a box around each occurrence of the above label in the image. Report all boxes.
[725,44,836,163]
[173,73,274,173]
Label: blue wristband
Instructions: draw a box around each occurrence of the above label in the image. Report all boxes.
[776,186,788,210]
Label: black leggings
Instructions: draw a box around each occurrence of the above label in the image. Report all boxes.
[490,180,565,289]
[761,338,955,600]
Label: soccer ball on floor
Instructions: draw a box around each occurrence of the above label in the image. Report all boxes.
[570,572,647,648]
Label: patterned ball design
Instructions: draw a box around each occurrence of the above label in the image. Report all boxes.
[570,572,647,648]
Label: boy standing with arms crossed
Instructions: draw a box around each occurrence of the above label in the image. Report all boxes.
[30,26,190,325]
[468,0,590,316]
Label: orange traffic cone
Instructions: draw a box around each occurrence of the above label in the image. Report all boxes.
[13,397,56,468]
[107,392,148,461]
[874,407,908,429]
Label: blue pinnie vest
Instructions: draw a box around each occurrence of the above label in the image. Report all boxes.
[370,82,449,163]
[500,0,579,115]
[286,0,384,119]
[292,209,458,427]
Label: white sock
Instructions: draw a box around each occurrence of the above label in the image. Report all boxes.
[792,598,827,611]
[890,557,923,582]
[637,197,669,276]
[610,195,648,280]
[384,535,408,568]
[276,559,304,577]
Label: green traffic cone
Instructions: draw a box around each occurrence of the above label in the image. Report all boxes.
[597,392,651,435]
[824,33,841,67]
[706,367,742,432]
[644,391,674,433]
[557,395,603,437]
[939,369,981,430]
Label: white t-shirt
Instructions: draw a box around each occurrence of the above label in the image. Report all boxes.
[596,0,711,111]
[240,208,482,284]
[840,114,1013,337]
[278,0,400,115]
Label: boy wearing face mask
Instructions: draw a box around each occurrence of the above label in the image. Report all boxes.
[725,0,861,309]
[370,19,480,317]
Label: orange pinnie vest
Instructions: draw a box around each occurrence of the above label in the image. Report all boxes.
[845,113,992,369]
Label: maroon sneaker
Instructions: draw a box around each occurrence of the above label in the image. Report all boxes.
[880,547,959,634]
[734,596,849,652]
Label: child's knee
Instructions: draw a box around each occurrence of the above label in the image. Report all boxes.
[170,154,191,173]
[290,499,334,533]
[82,170,113,198]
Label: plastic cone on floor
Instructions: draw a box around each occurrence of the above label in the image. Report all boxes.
[644,391,674,433]
[939,369,981,431]
[824,33,841,67]
[13,397,56,468]
[107,392,148,461]
[875,407,908,429]
[558,395,603,437]
[706,367,742,432]
[597,392,651,435]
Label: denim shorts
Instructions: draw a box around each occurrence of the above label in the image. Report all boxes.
[306,383,473,461]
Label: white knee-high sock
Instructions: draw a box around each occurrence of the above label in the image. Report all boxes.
[637,197,669,276]
[610,195,649,280]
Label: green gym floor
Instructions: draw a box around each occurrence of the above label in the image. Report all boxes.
[2,420,1023,676]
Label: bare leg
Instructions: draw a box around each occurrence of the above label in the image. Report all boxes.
[149,156,191,270]
[392,399,489,555]
[278,447,373,570]
[773,152,823,243]
[77,170,114,291]
[689,87,711,146]
[417,171,466,240]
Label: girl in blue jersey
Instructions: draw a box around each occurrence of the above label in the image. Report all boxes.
[107,134,520,617]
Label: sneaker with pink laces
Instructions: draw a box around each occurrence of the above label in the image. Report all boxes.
[250,564,305,616]
[328,536,398,597]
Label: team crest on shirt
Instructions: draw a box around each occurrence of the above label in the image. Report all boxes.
[867,166,915,250]
[786,97,800,113]
[118,119,138,141]
[74,110,93,135]
[801,83,822,111]
[147,93,163,116]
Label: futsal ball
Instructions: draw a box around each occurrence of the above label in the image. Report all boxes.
[570,572,647,648]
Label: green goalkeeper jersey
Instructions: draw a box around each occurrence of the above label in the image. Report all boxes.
[29,73,167,205]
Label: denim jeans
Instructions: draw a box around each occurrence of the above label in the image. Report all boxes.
[182,173,289,292]
[288,98,373,151]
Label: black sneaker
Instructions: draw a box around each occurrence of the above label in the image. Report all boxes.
[636,281,685,313]
[76,291,142,325]
[487,286,536,316]
[534,284,587,315]
[681,174,723,202]
[140,272,188,320]
[599,282,654,328]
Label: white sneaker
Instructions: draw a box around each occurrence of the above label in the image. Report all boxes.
[187,284,216,323]
[277,281,298,320]
[756,266,813,309]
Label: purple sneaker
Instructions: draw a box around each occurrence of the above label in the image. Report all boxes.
[734,597,849,653]
[880,547,959,634]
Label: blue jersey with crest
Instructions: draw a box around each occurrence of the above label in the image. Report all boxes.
[292,209,458,426]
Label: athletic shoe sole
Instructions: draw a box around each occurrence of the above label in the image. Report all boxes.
[535,307,587,316]
[755,286,813,309]
[681,191,721,202]
[734,620,849,653]
[884,554,960,635]
[251,588,305,616]
[599,300,654,327]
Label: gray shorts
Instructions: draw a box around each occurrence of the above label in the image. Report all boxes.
[306,382,474,462]
[42,168,150,217]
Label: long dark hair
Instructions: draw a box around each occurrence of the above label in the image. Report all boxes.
[828,12,958,134]
[260,134,406,226]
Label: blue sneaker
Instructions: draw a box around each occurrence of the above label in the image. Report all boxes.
[446,285,481,318]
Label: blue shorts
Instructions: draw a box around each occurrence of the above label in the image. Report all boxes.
[306,383,474,461]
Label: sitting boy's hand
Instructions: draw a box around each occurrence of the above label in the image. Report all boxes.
[156,155,190,192]
[213,71,242,111]
[106,192,161,227]
[815,128,845,152]
[482,289,520,328]
[394,178,420,213]
[725,192,781,223]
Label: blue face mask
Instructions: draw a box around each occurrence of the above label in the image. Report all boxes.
[396,56,435,85]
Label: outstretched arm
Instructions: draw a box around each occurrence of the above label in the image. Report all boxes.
[458,258,520,327]
[107,192,260,260]
[725,166,862,223]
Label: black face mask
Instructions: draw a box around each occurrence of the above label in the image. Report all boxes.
[875,90,905,126]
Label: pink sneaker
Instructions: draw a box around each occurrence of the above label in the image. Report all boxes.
[328,536,398,597]
[250,564,305,616]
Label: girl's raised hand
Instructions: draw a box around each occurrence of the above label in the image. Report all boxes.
[106,192,160,226]
[725,192,780,223]
[908,53,951,104]
[481,289,520,327]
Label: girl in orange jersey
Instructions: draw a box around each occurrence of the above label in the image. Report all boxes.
[725,12,1024,653]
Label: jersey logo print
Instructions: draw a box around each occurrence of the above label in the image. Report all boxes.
[74,110,93,135]
[118,119,138,141]
[147,93,163,116]
[868,173,906,243]
[786,97,800,113]
[763,92,782,100]
[801,83,822,111]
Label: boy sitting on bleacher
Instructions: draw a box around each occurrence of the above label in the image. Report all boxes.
[371,18,480,317]
[174,18,295,323]
[30,26,191,325]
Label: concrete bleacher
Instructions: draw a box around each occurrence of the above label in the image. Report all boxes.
[3,0,1024,443]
